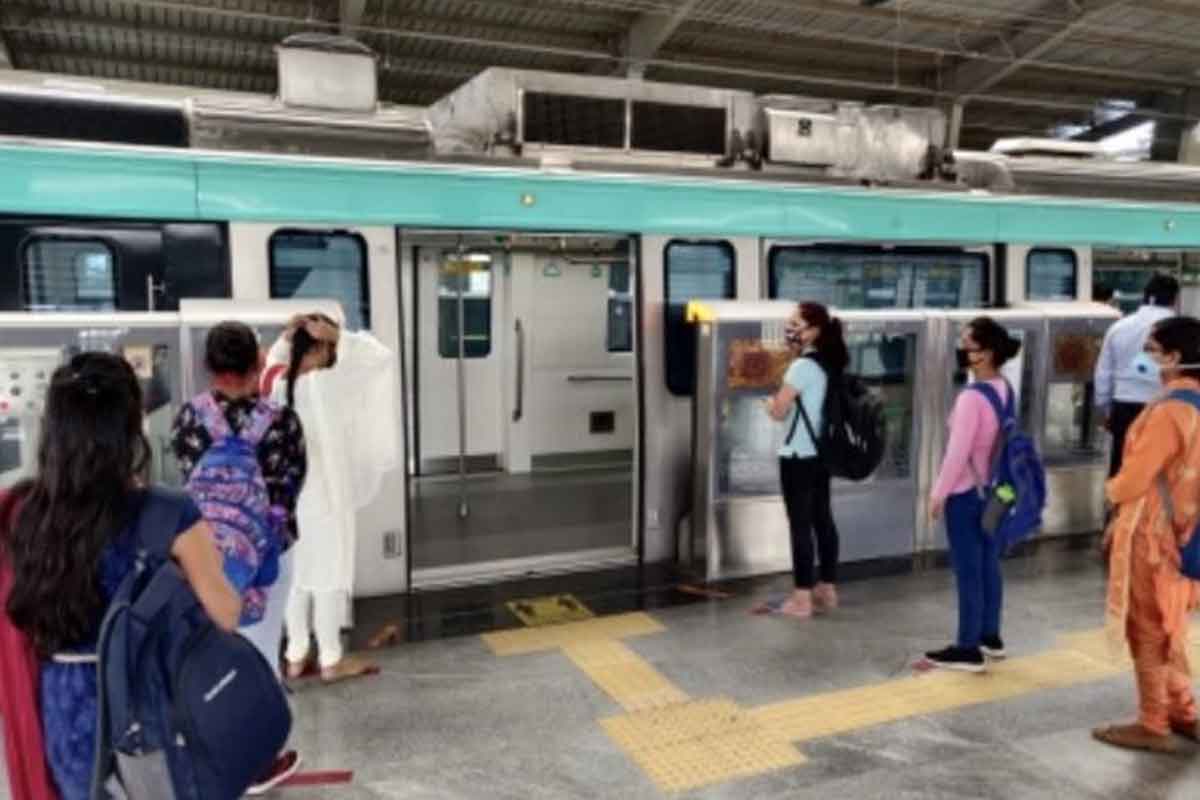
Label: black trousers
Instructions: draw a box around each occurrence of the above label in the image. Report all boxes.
[779,456,839,589]
[1108,400,1145,478]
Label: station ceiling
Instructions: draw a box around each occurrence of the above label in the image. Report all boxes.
[3,0,1200,152]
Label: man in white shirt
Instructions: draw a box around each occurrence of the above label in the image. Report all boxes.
[1094,273,1180,477]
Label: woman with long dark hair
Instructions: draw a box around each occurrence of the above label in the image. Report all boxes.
[760,302,850,618]
[1,352,239,799]
[926,317,1021,672]
[263,313,399,684]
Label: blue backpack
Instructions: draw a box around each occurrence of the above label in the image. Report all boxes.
[1155,389,1200,581]
[970,380,1047,549]
[185,393,282,626]
[91,488,291,800]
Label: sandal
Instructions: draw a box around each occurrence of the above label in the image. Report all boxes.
[1092,723,1179,754]
[1170,718,1199,742]
[319,654,380,685]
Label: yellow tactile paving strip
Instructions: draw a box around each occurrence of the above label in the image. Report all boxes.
[484,599,1200,794]
[481,611,665,656]
[563,639,689,711]
[601,698,806,794]
[750,646,1124,743]
[506,593,594,627]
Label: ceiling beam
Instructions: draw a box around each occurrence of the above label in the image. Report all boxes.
[339,0,367,37]
[623,0,700,78]
[944,0,1130,99]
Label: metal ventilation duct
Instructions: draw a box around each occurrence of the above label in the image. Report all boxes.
[188,95,431,160]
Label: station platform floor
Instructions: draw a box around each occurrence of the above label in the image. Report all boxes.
[269,550,1200,800]
[6,552,1198,799]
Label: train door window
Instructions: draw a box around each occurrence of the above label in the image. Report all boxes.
[665,240,735,396]
[22,238,117,311]
[438,254,492,358]
[768,246,987,309]
[269,230,369,329]
[607,260,633,353]
[1027,249,1078,301]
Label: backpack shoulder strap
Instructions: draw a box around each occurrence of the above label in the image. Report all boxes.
[192,392,232,441]
[134,488,189,562]
[241,400,279,447]
[969,381,1012,427]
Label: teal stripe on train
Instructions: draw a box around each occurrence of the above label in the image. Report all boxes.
[1,140,1199,246]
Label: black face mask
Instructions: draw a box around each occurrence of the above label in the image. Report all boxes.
[956,348,974,371]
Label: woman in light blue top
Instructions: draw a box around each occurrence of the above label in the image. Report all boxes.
[761,302,849,618]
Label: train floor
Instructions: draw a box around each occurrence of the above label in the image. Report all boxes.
[277,554,1199,799]
[408,468,632,569]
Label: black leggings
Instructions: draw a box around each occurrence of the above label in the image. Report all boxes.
[779,456,839,589]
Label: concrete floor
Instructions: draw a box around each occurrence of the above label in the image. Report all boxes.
[5,556,1198,799]
[278,556,1200,800]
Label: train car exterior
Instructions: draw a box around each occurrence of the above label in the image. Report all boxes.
[2,135,1199,601]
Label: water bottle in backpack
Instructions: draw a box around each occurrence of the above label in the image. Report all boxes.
[969,380,1047,549]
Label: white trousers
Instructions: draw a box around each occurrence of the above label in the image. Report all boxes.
[238,550,294,681]
[284,587,344,669]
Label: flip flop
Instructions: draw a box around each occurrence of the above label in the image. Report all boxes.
[750,596,787,615]
[1092,724,1179,754]
[320,656,381,685]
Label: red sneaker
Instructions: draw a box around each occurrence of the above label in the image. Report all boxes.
[246,750,302,796]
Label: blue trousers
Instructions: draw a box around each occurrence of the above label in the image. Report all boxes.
[945,490,1003,649]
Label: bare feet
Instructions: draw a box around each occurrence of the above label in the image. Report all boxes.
[813,583,838,612]
[1092,723,1179,753]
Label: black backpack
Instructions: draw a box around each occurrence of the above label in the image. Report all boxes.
[789,358,887,481]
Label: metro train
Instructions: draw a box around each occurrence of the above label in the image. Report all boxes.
[2,58,1200,603]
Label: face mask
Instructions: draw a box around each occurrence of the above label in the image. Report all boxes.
[956,348,978,371]
[1133,352,1200,383]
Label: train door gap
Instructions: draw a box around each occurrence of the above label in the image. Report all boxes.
[404,231,638,586]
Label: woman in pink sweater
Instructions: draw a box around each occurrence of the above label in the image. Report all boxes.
[926,317,1021,672]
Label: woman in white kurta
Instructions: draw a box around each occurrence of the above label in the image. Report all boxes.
[264,314,399,682]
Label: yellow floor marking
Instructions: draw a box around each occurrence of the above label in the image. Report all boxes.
[601,698,806,794]
[563,639,689,711]
[484,605,1200,794]
[481,611,665,656]
[506,593,594,627]
[750,646,1123,743]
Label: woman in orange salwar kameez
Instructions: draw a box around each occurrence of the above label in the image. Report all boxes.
[1094,316,1200,754]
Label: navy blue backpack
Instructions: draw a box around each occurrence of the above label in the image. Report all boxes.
[91,489,291,800]
[1155,389,1200,581]
[970,380,1047,549]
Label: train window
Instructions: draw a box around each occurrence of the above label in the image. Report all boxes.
[1026,249,1078,301]
[269,230,369,329]
[22,238,117,311]
[768,246,987,309]
[607,260,633,353]
[665,240,736,396]
[438,254,492,359]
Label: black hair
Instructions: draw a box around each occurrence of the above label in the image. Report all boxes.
[798,302,850,376]
[1143,272,1180,308]
[1092,284,1114,303]
[1151,316,1200,382]
[3,352,150,657]
[285,313,339,408]
[204,321,259,376]
[967,316,1021,368]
